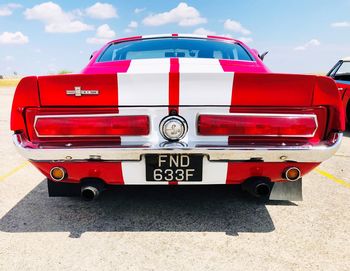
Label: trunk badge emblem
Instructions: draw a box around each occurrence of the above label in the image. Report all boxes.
[66,86,99,97]
[160,115,188,142]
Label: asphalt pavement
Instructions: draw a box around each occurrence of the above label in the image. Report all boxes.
[0,87,349,271]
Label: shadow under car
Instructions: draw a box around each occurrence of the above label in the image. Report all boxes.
[0,181,296,238]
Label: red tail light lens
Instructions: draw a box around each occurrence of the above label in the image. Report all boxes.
[198,114,318,137]
[34,114,149,137]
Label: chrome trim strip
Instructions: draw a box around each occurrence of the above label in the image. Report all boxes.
[33,113,318,139]
[13,133,342,163]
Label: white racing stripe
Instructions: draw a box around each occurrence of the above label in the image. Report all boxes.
[179,58,223,73]
[118,59,170,184]
[118,58,234,185]
[179,58,234,105]
[117,59,170,106]
[179,58,234,184]
[142,34,173,39]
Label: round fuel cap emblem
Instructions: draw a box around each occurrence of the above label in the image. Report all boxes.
[160,115,188,141]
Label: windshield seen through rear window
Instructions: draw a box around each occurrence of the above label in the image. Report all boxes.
[97,38,254,62]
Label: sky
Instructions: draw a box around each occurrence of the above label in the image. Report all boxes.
[1,0,350,76]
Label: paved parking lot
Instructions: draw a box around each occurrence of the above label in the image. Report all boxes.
[0,87,349,271]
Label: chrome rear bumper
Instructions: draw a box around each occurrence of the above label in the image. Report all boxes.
[12,133,343,163]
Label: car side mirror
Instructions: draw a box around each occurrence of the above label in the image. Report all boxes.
[259,51,269,61]
[90,51,97,60]
[251,49,259,57]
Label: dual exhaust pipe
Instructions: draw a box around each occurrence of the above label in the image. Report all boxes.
[49,167,103,201]
[242,167,302,199]
[242,178,273,199]
[58,166,301,201]
[81,186,101,201]
[80,182,274,201]
[81,181,105,201]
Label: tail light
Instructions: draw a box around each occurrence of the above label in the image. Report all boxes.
[198,113,318,137]
[34,114,149,137]
[25,108,149,142]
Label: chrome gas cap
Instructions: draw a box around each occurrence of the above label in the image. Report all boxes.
[160,115,188,141]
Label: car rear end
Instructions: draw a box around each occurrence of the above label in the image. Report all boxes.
[10,36,345,201]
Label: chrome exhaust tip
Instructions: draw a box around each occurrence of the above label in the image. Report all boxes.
[81,186,100,201]
[242,178,272,199]
[255,183,271,197]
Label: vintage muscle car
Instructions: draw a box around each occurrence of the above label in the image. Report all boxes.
[327,57,350,127]
[11,34,345,201]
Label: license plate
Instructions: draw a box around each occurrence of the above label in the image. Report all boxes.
[145,154,203,182]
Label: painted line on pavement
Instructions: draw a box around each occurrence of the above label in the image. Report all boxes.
[0,161,30,182]
[316,168,350,189]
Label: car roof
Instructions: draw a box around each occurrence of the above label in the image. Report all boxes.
[108,34,241,45]
[341,57,350,61]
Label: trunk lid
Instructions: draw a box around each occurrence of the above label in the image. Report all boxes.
[38,58,317,107]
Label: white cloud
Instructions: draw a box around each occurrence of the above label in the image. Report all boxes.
[4,55,14,61]
[7,3,22,9]
[71,8,84,17]
[125,21,138,33]
[0,3,22,16]
[193,27,216,36]
[0,31,29,44]
[46,21,93,33]
[24,2,93,33]
[47,63,58,72]
[96,24,115,38]
[87,24,116,44]
[221,20,253,44]
[143,2,207,27]
[238,36,253,44]
[134,8,146,14]
[128,21,138,28]
[224,19,251,35]
[294,39,320,51]
[0,8,11,16]
[191,31,253,43]
[331,21,350,28]
[85,2,117,19]
[219,33,233,38]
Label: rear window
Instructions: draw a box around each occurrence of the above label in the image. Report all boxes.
[98,38,254,62]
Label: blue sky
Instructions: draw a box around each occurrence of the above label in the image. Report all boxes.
[1,0,350,75]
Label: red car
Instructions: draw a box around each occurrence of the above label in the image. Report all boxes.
[327,57,350,127]
[11,34,345,201]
